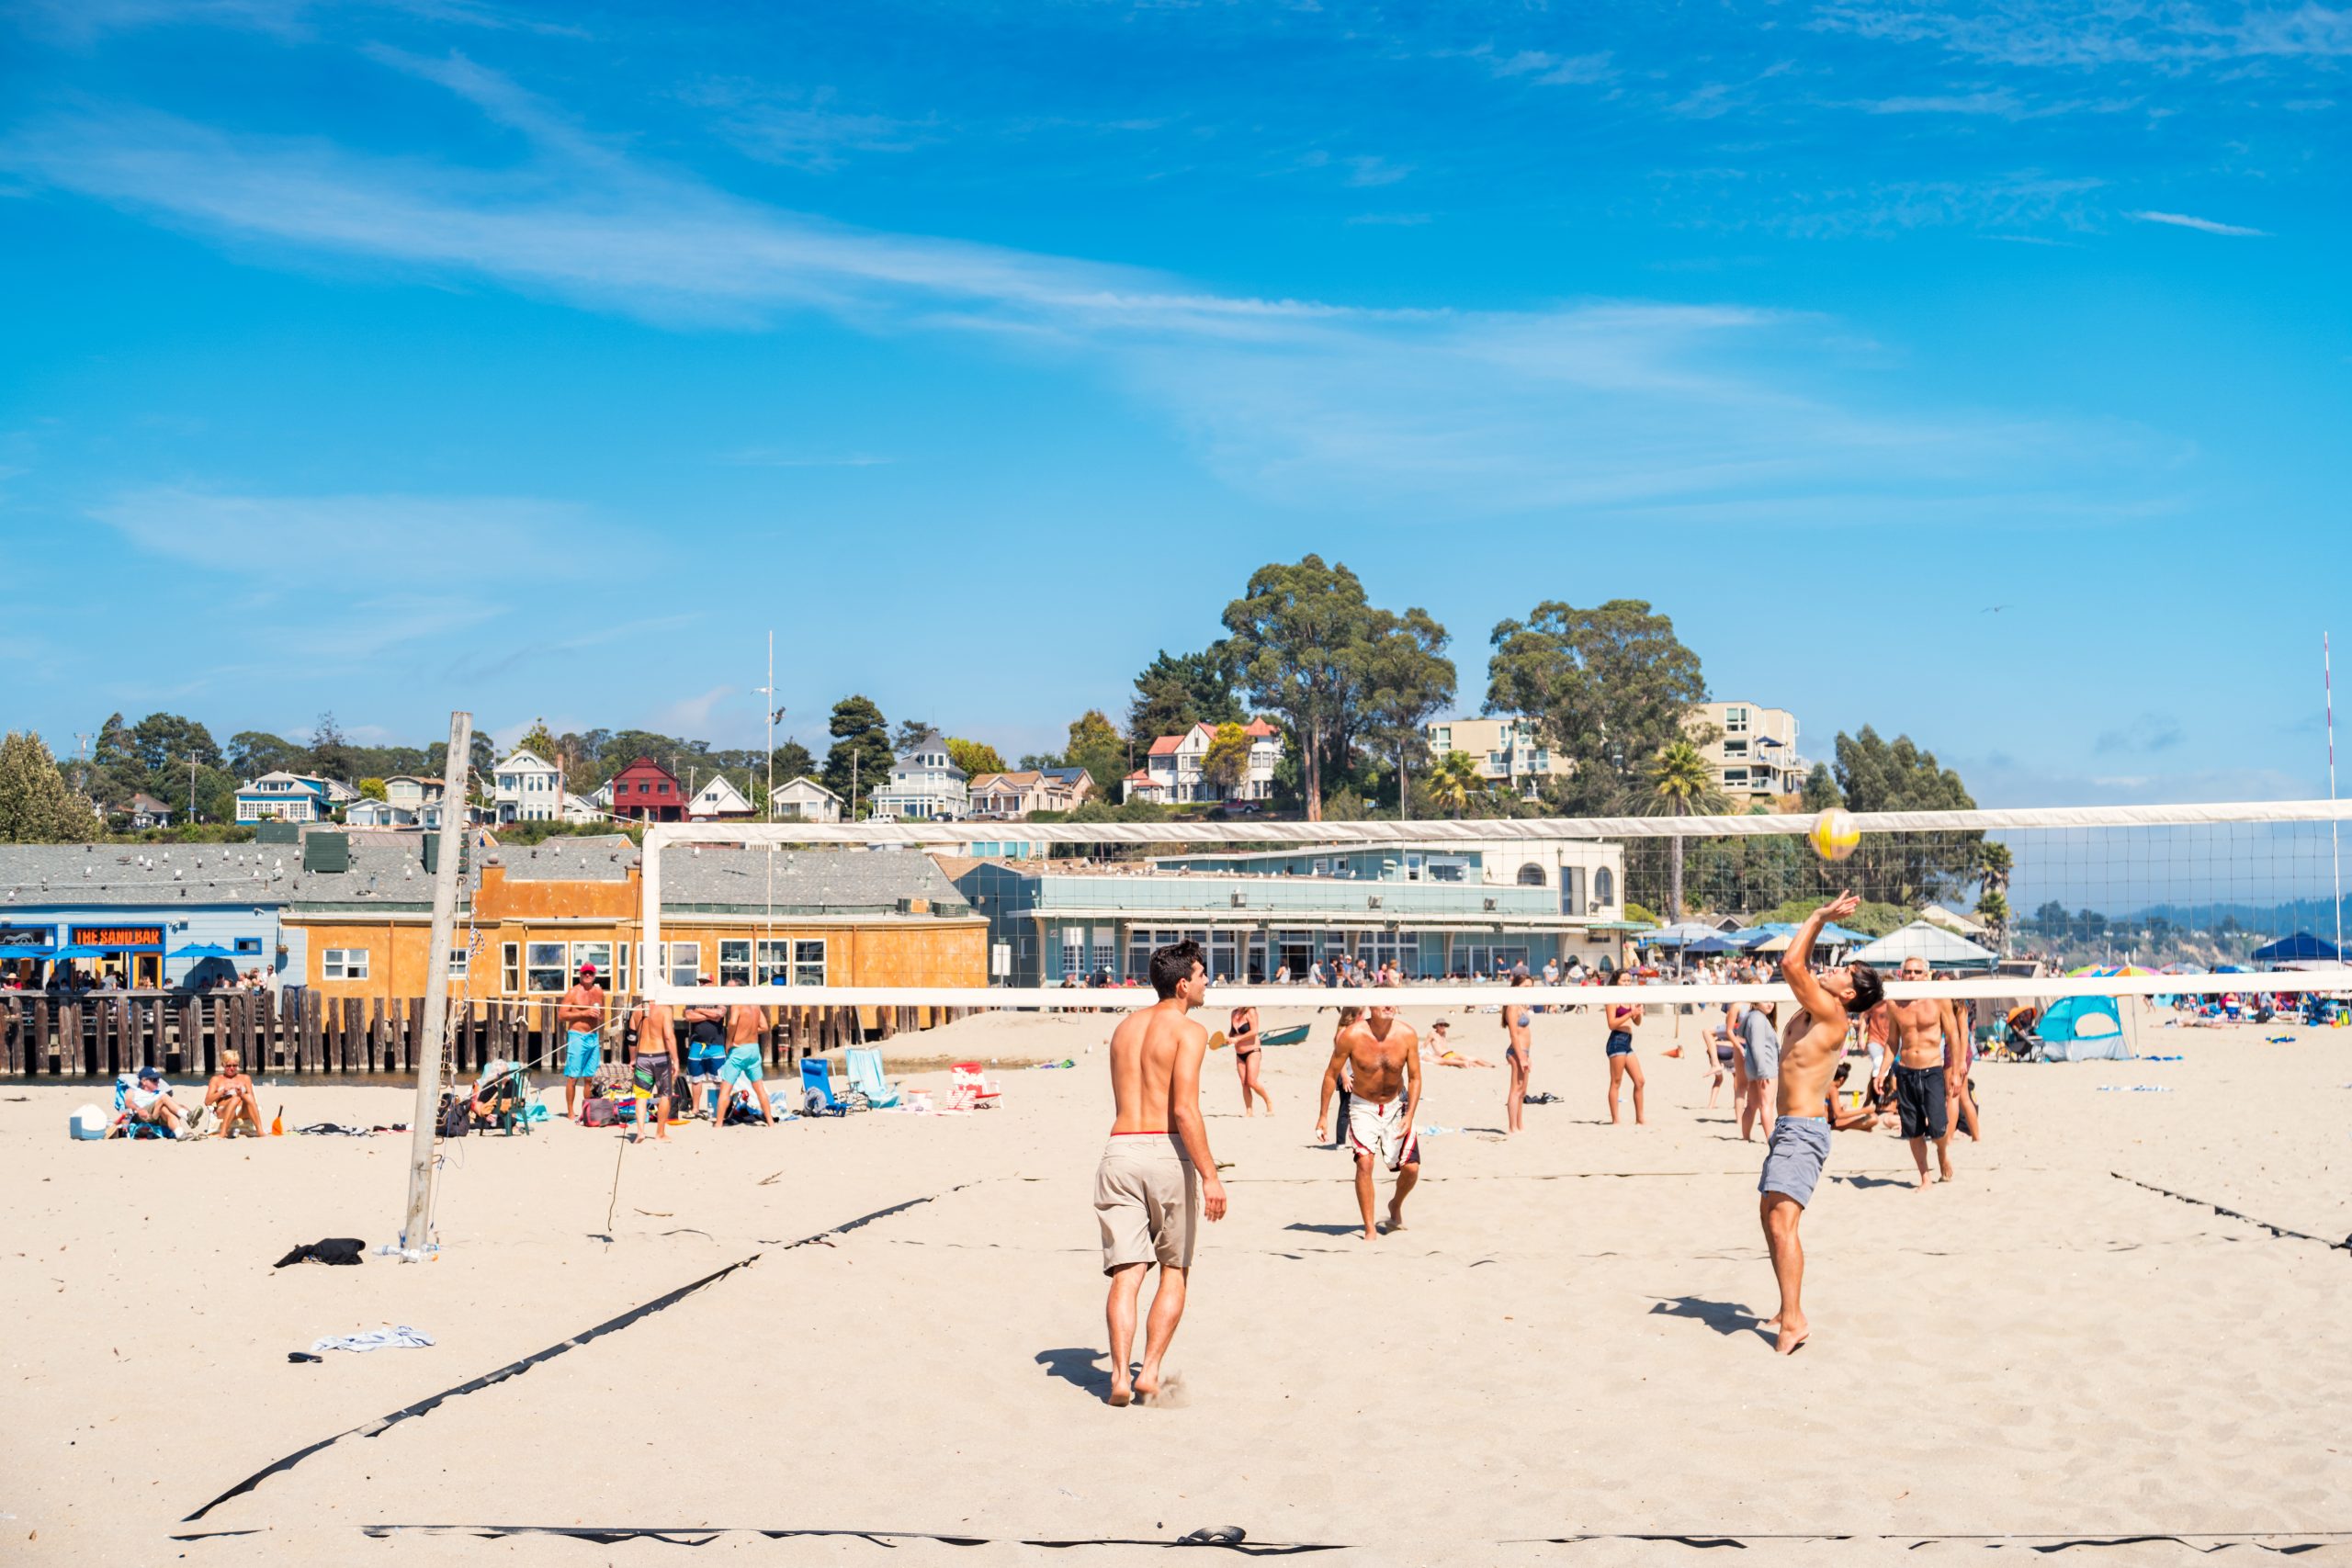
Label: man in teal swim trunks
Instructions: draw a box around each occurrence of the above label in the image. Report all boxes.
[712,1000,775,1125]
[558,963,606,1122]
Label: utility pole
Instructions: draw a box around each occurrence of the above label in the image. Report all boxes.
[187,753,198,822]
[400,710,472,1259]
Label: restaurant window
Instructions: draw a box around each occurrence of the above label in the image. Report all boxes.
[755,939,789,984]
[525,942,568,993]
[615,942,630,994]
[233,937,263,954]
[718,939,752,987]
[793,939,827,987]
[501,942,521,993]
[448,942,469,981]
[322,948,369,981]
[668,942,703,987]
[571,942,614,987]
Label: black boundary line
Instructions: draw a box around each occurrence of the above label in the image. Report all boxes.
[197,1525,2352,1555]
[1514,1533,2351,1554]
[180,1183,979,1524]
[2111,1172,2352,1253]
[350,1523,1339,1553]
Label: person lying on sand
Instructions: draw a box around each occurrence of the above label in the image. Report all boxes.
[1420,1020,1495,1068]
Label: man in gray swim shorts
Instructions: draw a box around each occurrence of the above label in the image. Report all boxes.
[1757,893,1884,1355]
[1093,939,1227,1405]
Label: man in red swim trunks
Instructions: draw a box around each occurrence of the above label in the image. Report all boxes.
[1315,1005,1422,1241]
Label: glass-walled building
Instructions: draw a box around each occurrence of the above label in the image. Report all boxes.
[954,837,1631,986]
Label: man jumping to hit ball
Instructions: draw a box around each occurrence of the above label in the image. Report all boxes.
[1757,891,1884,1354]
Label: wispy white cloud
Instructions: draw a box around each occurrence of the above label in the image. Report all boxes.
[15,0,584,44]
[650,684,733,739]
[2132,208,2268,235]
[1811,0,2352,68]
[89,485,591,566]
[1854,87,2137,118]
[1482,47,1616,85]
[677,80,933,173]
[7,59,2170,523]
[718,448,896,468]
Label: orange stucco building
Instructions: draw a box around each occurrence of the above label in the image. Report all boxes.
[285,833,985,1003]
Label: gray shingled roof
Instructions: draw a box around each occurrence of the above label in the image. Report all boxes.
[0,835,970,919]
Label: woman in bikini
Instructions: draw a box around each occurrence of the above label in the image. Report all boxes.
[1503,974,1535,1134]
[1603,968,1647,1125]
[1703,1001,1745,1111]
[1229,1004,1272,1116]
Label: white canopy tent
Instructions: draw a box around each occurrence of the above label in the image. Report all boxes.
[1847,920,2001,971]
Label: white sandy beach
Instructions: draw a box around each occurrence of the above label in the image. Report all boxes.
[4,1002,2348,1567]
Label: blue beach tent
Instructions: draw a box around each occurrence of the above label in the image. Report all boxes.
[2037,995,2130,1061]
[2248,931,2340,965]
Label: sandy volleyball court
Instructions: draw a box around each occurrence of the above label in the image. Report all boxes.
[5,1003,2347,1566]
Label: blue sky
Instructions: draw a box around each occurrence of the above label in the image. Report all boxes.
[2,0,2346,806]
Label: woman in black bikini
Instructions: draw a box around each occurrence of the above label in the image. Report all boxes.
[1503,974,1535,1134]
[1230,1005,1272,1116]
[1603,968,1647,1126]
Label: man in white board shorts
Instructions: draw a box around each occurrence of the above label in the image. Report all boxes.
[1094,939,1227,1406]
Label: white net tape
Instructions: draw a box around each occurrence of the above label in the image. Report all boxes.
[637,803,2352,1010]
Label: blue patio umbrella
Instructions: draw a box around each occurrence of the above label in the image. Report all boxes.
[169,943,240,960]
[49,943,115,960]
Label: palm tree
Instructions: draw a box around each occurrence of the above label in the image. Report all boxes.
[1632,739,1731,919]
[1424,750,1487,819]
[1975,840,2014,951]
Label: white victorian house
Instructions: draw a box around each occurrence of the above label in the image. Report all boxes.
[1123,719,1283,806]
[867,730,968,822]
[492,748,564,824]
[770,776,844,824]
[686,775,756,819]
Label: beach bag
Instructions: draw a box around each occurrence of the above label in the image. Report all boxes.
[437,1092,470,1139]
[582,1096,616,1128]
[70,1104,108,1140]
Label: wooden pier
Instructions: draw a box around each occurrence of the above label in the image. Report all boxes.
[0,991,970,1080]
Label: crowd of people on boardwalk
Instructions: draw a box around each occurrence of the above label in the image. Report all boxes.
[5,965,274,996]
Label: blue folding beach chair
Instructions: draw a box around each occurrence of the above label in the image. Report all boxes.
[843,1046,901,1110]
[799,1056,842,1115]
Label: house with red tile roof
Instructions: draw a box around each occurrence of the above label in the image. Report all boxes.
[1123,719,1283,806]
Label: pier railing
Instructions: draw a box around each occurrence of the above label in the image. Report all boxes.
[0,990,970,1079]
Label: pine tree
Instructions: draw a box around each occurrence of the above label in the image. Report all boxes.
[0,732,105,843]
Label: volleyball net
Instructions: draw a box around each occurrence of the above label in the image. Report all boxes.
[625,801,2350,1012]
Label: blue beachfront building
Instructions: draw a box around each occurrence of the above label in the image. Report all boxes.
[953,837,1631,987]
[0,843,295,989]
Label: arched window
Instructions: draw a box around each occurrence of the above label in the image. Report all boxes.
[1516,863,1547,886]
[1594,867,1616,906]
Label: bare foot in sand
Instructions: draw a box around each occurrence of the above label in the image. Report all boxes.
[1139,1371,1187,1407]
[1383,1205,1408,1234]
[1107,1374,1134,1408]
[1355,1226,1377,1242]
[1775,1314,1810,1355]
[1939,1155,1955,1182]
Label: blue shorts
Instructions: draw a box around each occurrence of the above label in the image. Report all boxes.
[563,1029,601,1078]
[1605,1030,1634,1057]
[687,1042,725,1080]
[719,1044,763,1087]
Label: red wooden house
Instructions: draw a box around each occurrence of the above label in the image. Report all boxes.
[606,757,686,823]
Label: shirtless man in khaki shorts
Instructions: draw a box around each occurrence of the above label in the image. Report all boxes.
[1758,893,1884,1354]
[1094,938,1227,1406]
[1315,1004,1422,1241]
[1881,953,1962,1188]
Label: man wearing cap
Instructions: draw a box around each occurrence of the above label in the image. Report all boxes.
[124,1066,190,1136]
[559,963,607,1122]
